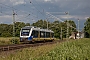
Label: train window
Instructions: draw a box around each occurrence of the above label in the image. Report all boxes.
[21,29,30,36]
[22,29,30,32]
[31,30,38,38]
[40,31,45,38]
[46,32,50,38]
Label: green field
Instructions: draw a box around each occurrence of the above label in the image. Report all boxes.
[0,37,19,45]
[0,38,90,60]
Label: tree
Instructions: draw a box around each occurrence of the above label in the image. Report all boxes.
[0,19,76,38]
[84,17,90,38]
[49,20,61,38]
[32,19,49,29]
[15,22,30,37]
[31,20,76,38]
[68,20,77,35]
[0,22,30,37]
[25,23,30,26]
[52,20,76,38]
[0,24,13,37]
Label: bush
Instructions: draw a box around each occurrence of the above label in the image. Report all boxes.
[1,32,12,37]
[10,38,20,44]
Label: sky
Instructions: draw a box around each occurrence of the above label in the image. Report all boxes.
[0,0,90,30]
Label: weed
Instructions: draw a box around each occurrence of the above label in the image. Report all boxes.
[9,38,20,44]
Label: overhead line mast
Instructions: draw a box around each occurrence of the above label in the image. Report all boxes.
[13,10,15,37]
[78,18,80,39]
[12,10,16,43]
[65,12,69,39]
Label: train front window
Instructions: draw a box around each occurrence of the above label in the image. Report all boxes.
[21,29,30,36]
[22,30,30,32]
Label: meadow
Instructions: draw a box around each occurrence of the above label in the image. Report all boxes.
[0,37,19,45]
[0,38,90,60]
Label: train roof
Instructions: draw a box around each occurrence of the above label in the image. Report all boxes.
[33,28,54,33]
[21,26,54,33]
[21,26,35,29]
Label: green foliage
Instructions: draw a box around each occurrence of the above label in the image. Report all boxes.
[0,40,5,43]
[0,22,30,37]
[32,19,48,29]
[9,38,20,44]
[1,32,11,37]
[32,20,76,38]
[0,37,20,45]
[36,38,90,60]
[0,24,12,37]
[84,17,90,38]
[0,20,76,38]
[0,40,11,45]
[15,22,30,37]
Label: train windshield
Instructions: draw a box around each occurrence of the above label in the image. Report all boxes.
[21,29,30,36]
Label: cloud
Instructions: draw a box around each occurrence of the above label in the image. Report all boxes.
[0,15,11,19]
[0,0,90,29]
[44,0,51,2]
[0,0,6,3]
[10,0,26,5]
[0,15,12,24]
[57,15,88,20]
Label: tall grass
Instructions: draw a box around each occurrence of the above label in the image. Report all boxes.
[37,38,90,60]
[0,38,90,60]
[0,37,20,45]
[0,43,57,60]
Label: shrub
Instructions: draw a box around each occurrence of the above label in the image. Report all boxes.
[10,38,20,44]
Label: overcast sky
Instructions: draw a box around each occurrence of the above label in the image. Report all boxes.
[0,0,90,30]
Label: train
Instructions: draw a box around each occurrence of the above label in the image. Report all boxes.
[20,26,55,42]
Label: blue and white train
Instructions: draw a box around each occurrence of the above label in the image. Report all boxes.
[20,26,55,42]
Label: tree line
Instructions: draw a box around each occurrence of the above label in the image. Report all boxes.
[84,17,90,38]
[32,20,77,38]
[0,17,90,38]
[0,22,30,37]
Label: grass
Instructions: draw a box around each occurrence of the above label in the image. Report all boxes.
[0,38,90,60]
[0,37,19,41]
[0,37,19,45]
[37,38,90,60]
[0,43,57,60]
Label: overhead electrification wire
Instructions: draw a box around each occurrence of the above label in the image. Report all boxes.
[0,1,43,22]
[0,5,12,15]
[0,2,39,23]
[16,14,30,21]
[33,0,45,13]
[29,0,46,19]
[15,2,39,22]
[0,2,25,14]
[0,3,13,10]
[33,0,48,20]
[46,12,76,29]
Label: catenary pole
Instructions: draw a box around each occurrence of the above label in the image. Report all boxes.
[13,10,15,43]
[65,12,69,39]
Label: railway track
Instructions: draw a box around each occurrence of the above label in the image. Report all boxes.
[0,40,63,52]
